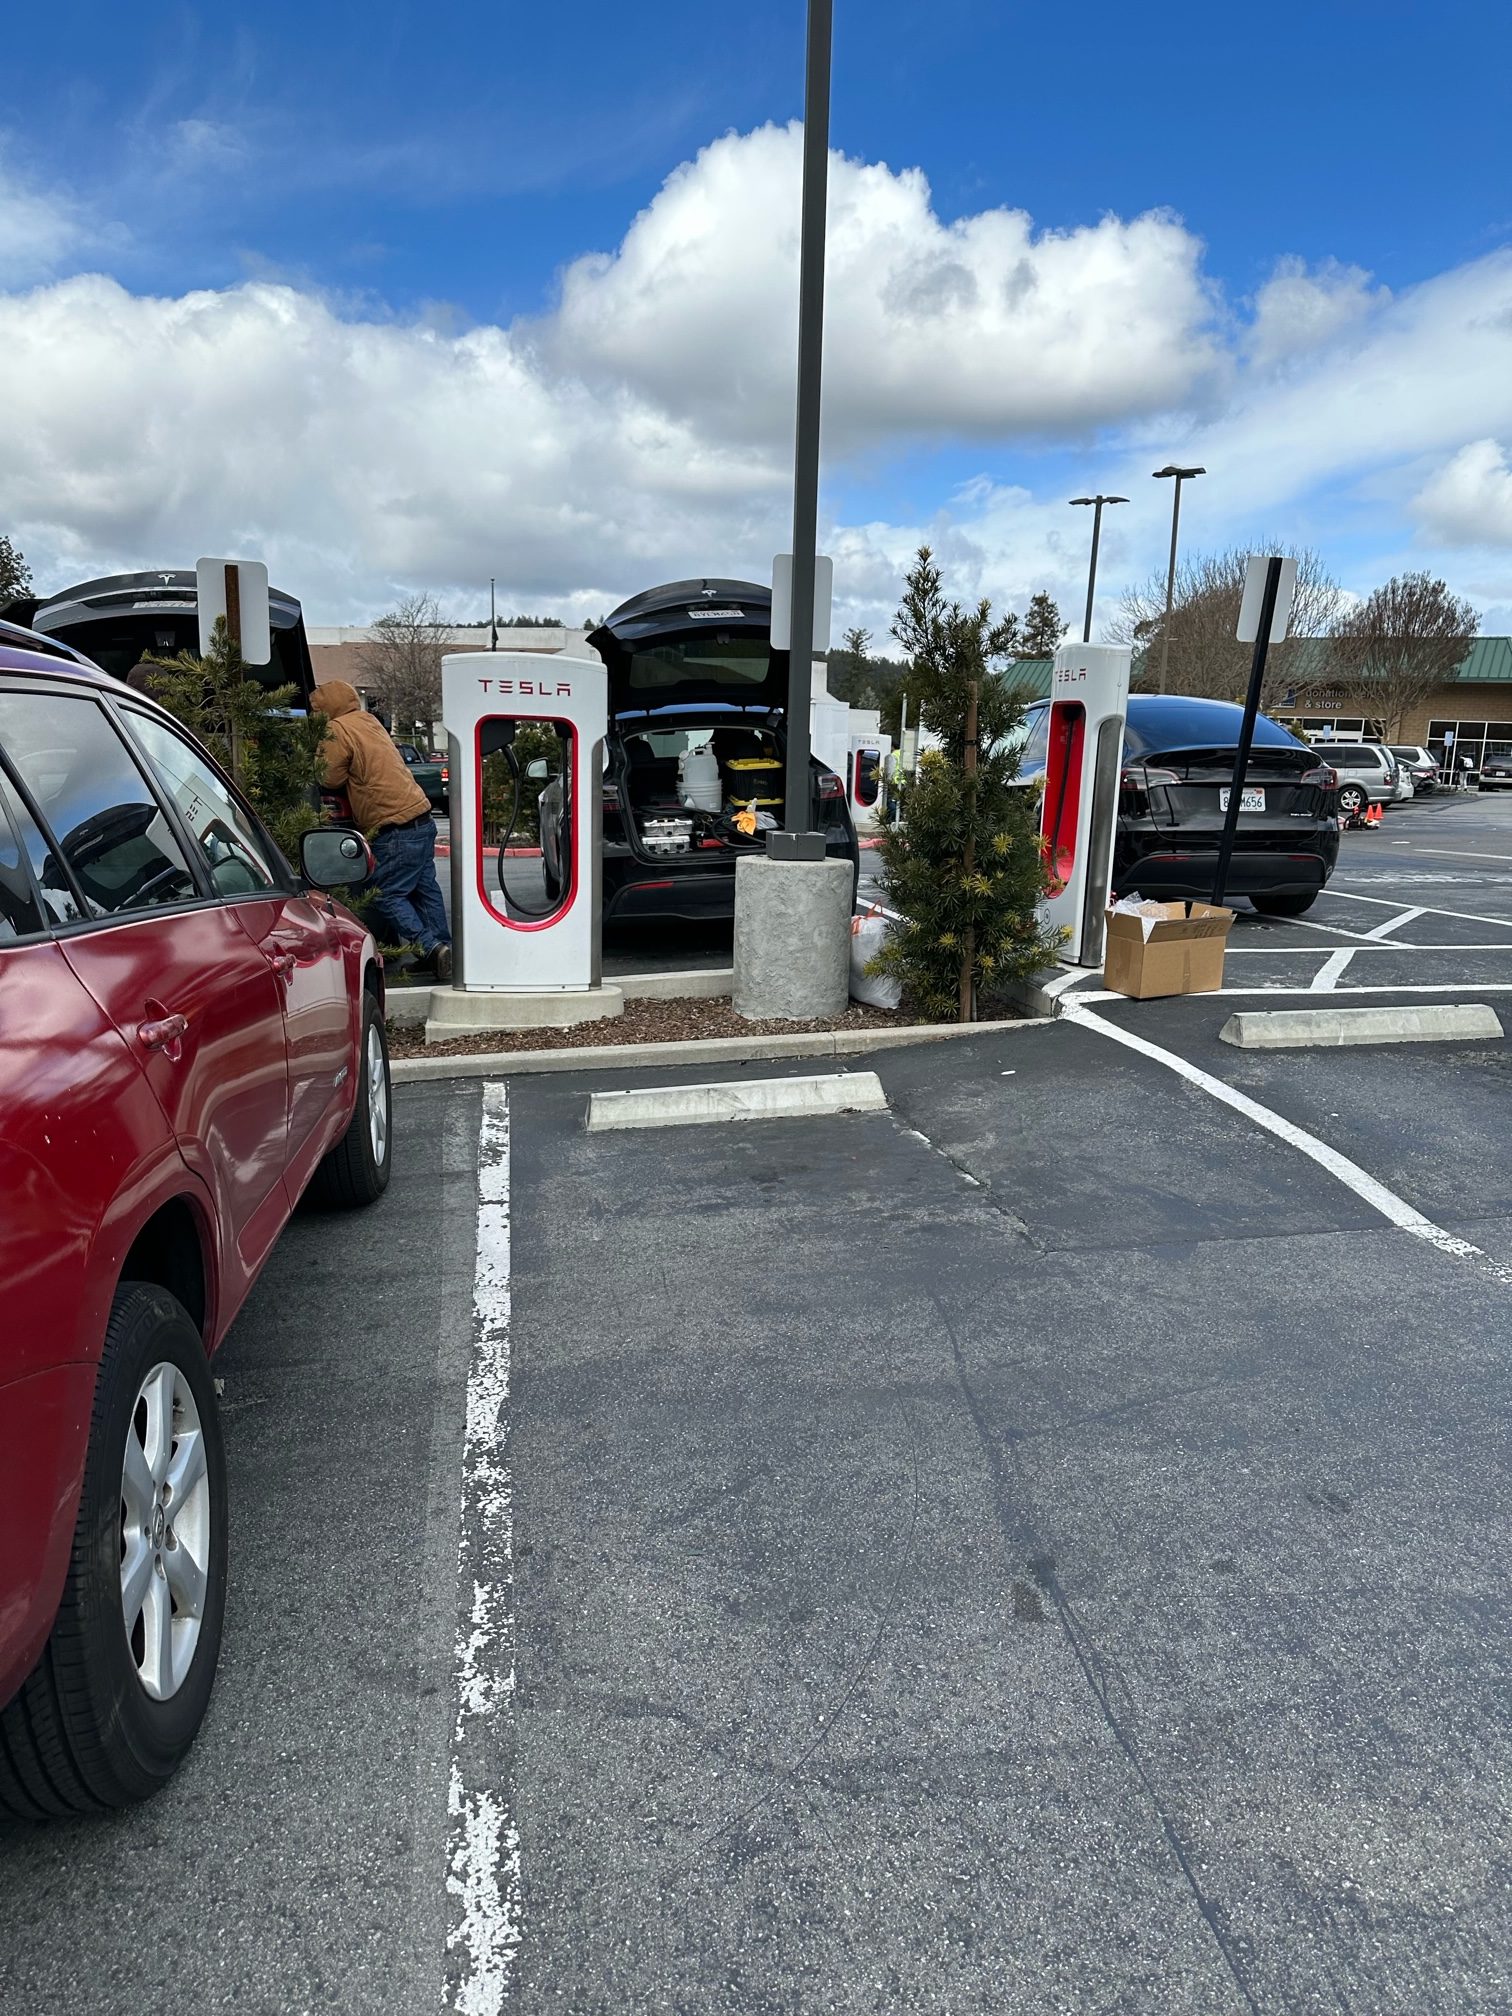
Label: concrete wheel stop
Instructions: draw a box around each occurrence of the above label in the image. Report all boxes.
[424,984,625,1045]
[1219,1003,1504,1050]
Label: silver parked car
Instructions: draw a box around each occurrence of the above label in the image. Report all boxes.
[1310,740,1409,817]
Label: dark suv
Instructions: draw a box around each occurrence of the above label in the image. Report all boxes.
[540,580,858,923]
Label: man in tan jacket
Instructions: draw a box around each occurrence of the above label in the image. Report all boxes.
[311,680,452,980]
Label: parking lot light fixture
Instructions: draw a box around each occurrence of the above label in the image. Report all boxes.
[1070,495,1128,643]
[1152,465,1205,692]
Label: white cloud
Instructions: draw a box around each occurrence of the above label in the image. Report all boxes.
[0,155,87,284]
[2,123,1511,633]
[1247,255,1386,370]
[549,124,1222,449]
[1413,439,1512,549]
[0,273,789,618]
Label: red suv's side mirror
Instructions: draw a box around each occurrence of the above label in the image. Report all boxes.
[301,826,373,889]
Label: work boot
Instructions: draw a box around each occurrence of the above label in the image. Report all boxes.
[434,943,453,984]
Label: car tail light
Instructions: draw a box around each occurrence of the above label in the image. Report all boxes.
[1119,765,1178,816]
[817,771,845,800]
[602,785,619,807]
[440,765,449,783]
[1299,764,1338,789]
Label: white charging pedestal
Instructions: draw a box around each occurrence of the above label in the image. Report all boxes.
[1038,642,1132,967]
[429,651,622,1042]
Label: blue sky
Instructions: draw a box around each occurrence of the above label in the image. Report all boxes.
[4,0,1511,633]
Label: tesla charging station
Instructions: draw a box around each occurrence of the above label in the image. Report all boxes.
[1039,641,1132,966]
[441,651,608,992]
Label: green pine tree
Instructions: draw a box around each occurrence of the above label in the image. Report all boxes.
[138,617,327,862]
[1019,591,1066,659]
[872,548,1059,1022]
[0,534,34,610]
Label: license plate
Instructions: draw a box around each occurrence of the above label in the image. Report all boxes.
[1220,787,1266,812]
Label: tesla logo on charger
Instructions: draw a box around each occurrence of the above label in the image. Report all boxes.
[475,678,573,696]
[1055,666,1089,685]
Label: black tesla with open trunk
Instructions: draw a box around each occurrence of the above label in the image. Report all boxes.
[540,579,858,924]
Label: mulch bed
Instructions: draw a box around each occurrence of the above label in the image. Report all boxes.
[385,994,1017,1059]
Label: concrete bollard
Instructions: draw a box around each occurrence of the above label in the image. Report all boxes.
[732,853,851,1021]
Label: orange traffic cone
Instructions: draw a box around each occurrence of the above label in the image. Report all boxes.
[1364,800,1384,828]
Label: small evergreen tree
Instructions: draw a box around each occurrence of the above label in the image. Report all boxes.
[872,548,1058,1022]
[138,618,327,862]
[1018,591,1066,658]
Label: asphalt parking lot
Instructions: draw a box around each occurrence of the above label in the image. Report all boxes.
[3,791,1510,2016]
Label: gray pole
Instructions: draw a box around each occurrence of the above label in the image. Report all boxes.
[1157,481,1181,693]
[489,575,497,651]
[1153,465,1203,693]
[1071,494,1126,645]
[1082,498,1103,643]
[777,0,833,850]
[1212,555,1282,908]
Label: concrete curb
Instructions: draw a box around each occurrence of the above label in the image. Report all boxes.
[1001,964,1092,1020]
[386,965,737,1029]
[587,1070,889,1133]
[1219,1003,1505,1050]
[390,1014,1052,1083]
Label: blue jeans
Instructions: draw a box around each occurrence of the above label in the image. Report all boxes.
[370,816,450,956]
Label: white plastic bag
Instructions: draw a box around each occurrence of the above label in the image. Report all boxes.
[849,906,902,1009]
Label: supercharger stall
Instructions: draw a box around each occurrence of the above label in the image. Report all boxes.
[1038,642,1132,967]
[441,651,608,992]
[848,734,890,831]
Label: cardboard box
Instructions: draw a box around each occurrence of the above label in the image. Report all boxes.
[1102,900,1235,1000]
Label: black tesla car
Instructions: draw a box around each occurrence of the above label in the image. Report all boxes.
[1017,692,1341,915]
[540,579,859,924]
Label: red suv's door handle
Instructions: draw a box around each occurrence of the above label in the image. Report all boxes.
[137,1013,189,1056]
[268,951,297,981]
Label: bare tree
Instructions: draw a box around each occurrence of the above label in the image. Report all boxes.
[1112,546,1343,712]
[1330,573,1477,741]
[356,592,449,740]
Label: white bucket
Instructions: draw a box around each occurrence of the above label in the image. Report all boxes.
[679,745,723,813]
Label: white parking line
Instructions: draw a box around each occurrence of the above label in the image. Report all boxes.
[1384,846,1512,865]
[1272,914,1379,942]
[444,1082,521,2016]
[1072,983,1512,1001]
[1063,1003,1512,1283]
[1327,889,1512,932]
[1362,905,1425,939]
[1311,947,1356,990]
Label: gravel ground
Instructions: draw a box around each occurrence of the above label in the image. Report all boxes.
[383,994,1015,1058]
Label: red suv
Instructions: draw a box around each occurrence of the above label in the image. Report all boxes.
[0,622,391,1818]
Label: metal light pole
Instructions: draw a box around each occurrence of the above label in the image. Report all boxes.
[775,0,833,854]
[489,575,497,651]
[1069,495,1127,642]
[1152,465,1204,692]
